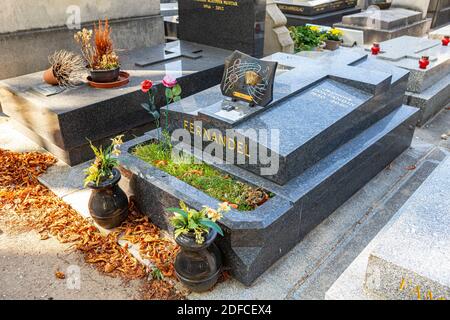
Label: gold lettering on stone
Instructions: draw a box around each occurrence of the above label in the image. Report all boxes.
[181,121,251,158]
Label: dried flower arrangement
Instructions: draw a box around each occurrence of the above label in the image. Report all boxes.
[43,50,85,87]
[74,18,120,71]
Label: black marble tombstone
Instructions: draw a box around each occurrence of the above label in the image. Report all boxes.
[178,0,267,58]
[276,0,361,27]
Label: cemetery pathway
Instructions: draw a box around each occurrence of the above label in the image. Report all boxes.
[0,114,181,300]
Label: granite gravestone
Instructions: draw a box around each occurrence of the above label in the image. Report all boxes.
[335,0,432,43]
[364,36,450,126]
[0,41,232,165]
[119,49,419,285]
[275,0,361,26]
[178,0,267,57]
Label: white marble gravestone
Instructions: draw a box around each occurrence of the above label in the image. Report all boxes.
[334,0,432,43]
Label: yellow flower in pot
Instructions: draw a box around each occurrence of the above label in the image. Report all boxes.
[83,135,128,229]
[322,28,343,51]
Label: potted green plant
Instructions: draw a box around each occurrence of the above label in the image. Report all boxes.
[168,201,230,292]
[289,25,323,53]
[84,135,128,229]
[43,50,85,86]
[74,18,120,83]
[321,28,343,51]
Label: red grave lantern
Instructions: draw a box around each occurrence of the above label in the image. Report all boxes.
[371,42,380,55]
[442,36,450,46]
[419,56,430,69]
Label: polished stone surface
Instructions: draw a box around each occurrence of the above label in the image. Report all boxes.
[342,7,424,29]
[178,0,266,57]
[0,41,232,165]
[276,0,357,16]
[405,73,450,127]
[334,7,432,43]
[429,24,450,41]
[367,36,450,93]
[285,7,361,27]
[364,36,450,125]
[165,50,410,185]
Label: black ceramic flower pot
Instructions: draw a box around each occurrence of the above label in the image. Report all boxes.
[174,229,223,292]
[89,67,120,83]
[87,168,128,229]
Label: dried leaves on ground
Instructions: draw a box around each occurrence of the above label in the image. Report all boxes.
[0,148,183,299]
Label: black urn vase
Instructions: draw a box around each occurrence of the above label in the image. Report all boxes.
[174,229,223,292]
[87,168,128,229]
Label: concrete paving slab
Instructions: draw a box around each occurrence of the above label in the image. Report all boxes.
[38,161,89,198]
[0,117,43,153]
[327,152,450,300]
[297,147,447,300]
[366,156,450,300]
[0,232,143,300]
[415,104,450,150]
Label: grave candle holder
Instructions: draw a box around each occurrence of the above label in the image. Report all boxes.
[442,36,450,46]
[419,56,430,69]
[371,42,380,55]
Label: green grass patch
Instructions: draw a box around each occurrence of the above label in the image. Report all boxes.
[133,142,272,211]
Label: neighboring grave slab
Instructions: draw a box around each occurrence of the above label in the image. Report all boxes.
[325,149,449,300]
[276,0,361,26]
[429,24,450,41]
[364,156,450,300]
[119,49,419,285]
[365,36,450,126]
[427,0,450,28]
[0,0,164,79]
[0,41,232,165]
[178,0,266,57]
[334,5,432,43]
[276,0,358,16]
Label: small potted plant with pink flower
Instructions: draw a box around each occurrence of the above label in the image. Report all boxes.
[168,201,230,292]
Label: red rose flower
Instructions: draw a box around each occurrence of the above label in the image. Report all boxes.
[141,80,153,93]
